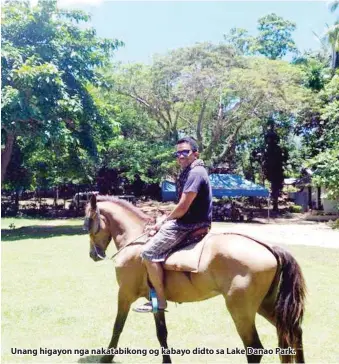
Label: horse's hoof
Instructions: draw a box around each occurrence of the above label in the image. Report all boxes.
[163,356,172,364]
[100,355,113,363]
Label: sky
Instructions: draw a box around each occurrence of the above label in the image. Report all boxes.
[32,1,338,63]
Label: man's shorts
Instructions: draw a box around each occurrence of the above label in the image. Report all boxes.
[141,220,209,262]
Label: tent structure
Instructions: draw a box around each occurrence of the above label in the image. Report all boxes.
[209,174,269,198]
[162,174,269,201]
[161,174,270,218]
[161,180,177,202]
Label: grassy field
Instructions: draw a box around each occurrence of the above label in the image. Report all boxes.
[1,218,339,364]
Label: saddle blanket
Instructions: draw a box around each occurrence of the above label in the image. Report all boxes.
[115,233,212,273]
[163,234,211,272]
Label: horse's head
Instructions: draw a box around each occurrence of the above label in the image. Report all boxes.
[83,194,112,261]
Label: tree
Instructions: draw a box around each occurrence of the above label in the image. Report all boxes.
[293,50,329,91]
[324,21,339,69]
[295,68,339,158]
[307,144,339,207]
[322,1,339,69]
[255,13,298,60]
[1,0,122,183]
[2,142,32,213]
[223,28,256,55]
[263,122,288,212]
[329,0,339,13]
[109,43,306,176]
[109,43,236,146]
[103,138,176,184]
[205,57,307,171]
[224,13,298,60]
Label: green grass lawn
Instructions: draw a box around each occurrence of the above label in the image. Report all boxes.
[1,218,339,363]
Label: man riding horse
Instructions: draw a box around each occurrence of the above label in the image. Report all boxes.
[134,136,212,313]
[84,137,306,363]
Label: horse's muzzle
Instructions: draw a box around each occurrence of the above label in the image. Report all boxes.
[89,246,106,261]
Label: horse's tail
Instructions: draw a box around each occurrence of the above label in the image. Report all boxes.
[271,246,306,363]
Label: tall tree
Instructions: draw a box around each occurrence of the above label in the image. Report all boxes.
[1,0,122,183]
[263,122,288,212]
[205,57,307,170]
[324,21,339,69]
[323,0,339,69]
[224,13,298,60]
[329,0,339,13]
[255,13,298,60]
[109,43,236,146]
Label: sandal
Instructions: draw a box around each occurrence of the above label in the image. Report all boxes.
[133,301,168,313]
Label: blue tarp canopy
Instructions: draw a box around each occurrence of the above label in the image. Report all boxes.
[209,174,269,198]
[161,174,269,201]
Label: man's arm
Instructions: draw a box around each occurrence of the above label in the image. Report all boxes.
[149,192,197,233]
[167,191,197,221]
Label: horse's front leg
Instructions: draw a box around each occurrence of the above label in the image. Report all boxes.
[153,311,171,363]
[100,290,132,363]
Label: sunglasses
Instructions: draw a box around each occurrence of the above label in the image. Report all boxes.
[173,149,193,158]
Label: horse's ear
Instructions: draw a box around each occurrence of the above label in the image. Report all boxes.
[90,194,97,210]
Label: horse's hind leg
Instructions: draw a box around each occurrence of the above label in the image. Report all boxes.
[153,311,171,363]
[294,327,304,363]
[225,295,264,363]
[259,302,305,363]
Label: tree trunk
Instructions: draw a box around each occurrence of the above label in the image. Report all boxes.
[333,50,339,70]
[196,101,207,151]
[1,131,15,183]
[271,182,280,212]
[211,119,246,167]
[14,190,20,216]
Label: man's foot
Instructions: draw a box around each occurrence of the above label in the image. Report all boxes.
[133,301,168,313]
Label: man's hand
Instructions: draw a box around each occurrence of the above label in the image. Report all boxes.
[145,215,167,236]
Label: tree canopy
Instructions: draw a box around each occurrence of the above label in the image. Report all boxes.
[224,13,298,59]
[1,0,122,185]
[1,1,338,211]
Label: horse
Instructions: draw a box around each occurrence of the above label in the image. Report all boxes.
[84,195,306,364]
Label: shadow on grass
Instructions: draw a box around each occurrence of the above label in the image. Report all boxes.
[78,355,122,363]
[1,225,86,241]
[245,219,267,224]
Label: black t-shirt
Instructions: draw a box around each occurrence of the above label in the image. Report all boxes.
[177,166,212,225]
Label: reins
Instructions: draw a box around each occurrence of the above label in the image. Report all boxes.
[108,231,149,261]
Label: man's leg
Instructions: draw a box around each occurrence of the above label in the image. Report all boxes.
[133,220,190,312]
[143,259,167,309]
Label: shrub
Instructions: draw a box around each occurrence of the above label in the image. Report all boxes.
[331,219,339,230]
[289,204,303,213]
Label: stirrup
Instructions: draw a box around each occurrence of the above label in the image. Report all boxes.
[132,301,168,313]
[149,288,159,313]
[149,288,168,312]
[132,289,168,313]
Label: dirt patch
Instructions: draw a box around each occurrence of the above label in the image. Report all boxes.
[211,221,339,249]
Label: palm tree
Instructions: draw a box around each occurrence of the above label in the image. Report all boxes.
[329,0,339,13]
[325,21,339,68]
[325,2,339,68]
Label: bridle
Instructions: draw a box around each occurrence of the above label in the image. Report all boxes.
[84,207,151,262]
[84,206,101,234]
[92,231,149,262]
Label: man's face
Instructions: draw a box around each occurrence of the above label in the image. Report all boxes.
[175,142,197,169]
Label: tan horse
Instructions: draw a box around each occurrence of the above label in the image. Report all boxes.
[84,195,306,364]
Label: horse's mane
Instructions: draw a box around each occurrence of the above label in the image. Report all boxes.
[95,195,151,222]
